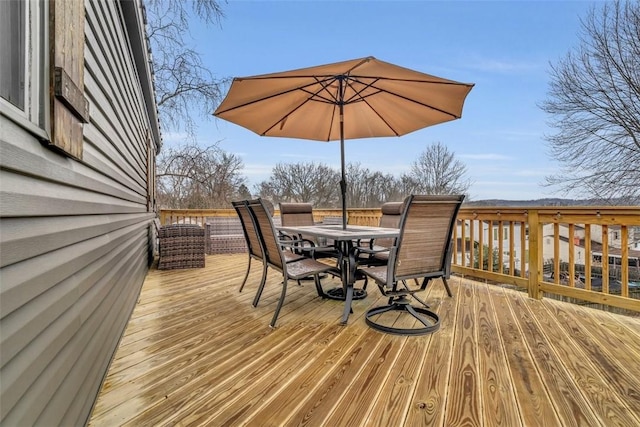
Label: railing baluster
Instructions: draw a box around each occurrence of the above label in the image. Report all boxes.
[568,223,575,287]
[584,225,592,290]
[509,221,515,275]
[621,225,629,298]
[602,225,609,294]
[529,209,541,299]
[554,223,560,284]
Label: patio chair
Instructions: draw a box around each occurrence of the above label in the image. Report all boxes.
[357,194,464,335]
[246,198,337,328]
[356,201,405,267]
[232,200,303,294]
[279,202,341,262]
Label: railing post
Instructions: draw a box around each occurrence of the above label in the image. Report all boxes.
[528,209,542,299]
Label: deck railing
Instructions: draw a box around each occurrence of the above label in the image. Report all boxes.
[159,206,640,313]
[158,208,383,227]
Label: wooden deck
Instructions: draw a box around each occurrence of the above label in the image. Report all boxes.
[88,254,640,427]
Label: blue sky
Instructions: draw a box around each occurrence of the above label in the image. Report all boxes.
[166,0,604,201]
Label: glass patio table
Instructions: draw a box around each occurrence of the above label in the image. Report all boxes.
[276,224,399,325]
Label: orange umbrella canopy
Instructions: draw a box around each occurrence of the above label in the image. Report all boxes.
[214,56,474,141]
[214,56,474,228]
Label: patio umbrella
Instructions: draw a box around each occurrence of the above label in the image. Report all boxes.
[213,56,474,229]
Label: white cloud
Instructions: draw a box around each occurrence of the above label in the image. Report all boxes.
[243,164,273,177]
[512,169,550,178]
[466,56,542,74]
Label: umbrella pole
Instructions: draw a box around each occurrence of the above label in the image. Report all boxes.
[340,136,346,230]
[339,96,347,230]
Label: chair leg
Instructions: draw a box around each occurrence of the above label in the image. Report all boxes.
[313,274,326,298]
[359,274,369,290]
[406,304,440,333]
[270,277,289,328]
[442,277,453,297]
[239,255,252,292]
[400,280,430,308]
[409,292,430,308]
[252,264,269,307]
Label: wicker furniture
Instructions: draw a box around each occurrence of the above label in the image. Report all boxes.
[158,224,206,270]
[205,218,246,254]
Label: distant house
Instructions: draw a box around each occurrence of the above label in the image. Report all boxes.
[541,224,640,269]
[1,1,161,425]
[457,221,640,273]
[542,224,588,264]
[456,221,529,271]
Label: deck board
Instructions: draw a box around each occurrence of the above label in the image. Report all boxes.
[510,293,601,426]
[475,283,521,427]
[88,254,640,427]
[544,298,640,421]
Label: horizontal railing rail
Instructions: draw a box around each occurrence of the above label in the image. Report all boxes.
[159,206,640,313]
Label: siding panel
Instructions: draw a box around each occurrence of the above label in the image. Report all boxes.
[0,0,160,425]
[0,213,147,267]
[0,138,143,203]
[84,0,147,175]
[0,224,149,363]
[0,172,146,217]
[5,237,148,425]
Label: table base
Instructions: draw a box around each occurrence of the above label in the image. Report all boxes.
[325,287,367,300]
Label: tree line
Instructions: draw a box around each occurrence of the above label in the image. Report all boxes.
[157,142,471,209]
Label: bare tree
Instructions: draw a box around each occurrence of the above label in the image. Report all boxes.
[345,163,402,207]
[157,143,246,208]
[255,162,341,207]
[404,142,471,195]
[237,184,252,200]
[145,0,228,137]
[541,0,640,204]
[394,175,419,200]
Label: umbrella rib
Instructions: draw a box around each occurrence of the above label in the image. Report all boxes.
[383,87,464,119]
[260,76,341,137]
[216,75,471,118]
[303,76,341,104]
[346,75,470,118]
[340,77,400,136]
[340,76,465,136]
[214,76,339,116]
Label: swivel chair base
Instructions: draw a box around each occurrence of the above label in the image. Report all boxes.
[365,296,440,336]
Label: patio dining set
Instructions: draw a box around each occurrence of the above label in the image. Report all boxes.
[209,57,471,335]
[231,194,464,336]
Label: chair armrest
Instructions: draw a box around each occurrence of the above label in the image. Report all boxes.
[355,245,389,255]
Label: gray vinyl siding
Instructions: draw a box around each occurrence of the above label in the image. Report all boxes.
[0,0,159,425]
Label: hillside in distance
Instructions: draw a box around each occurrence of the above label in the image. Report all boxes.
[465,198,636,207]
